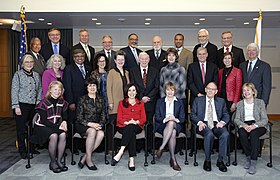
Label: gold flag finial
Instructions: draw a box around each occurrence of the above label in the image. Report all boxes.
[20,6,25,19]
[259,9,262,19]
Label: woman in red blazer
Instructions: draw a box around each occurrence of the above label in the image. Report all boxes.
[111,83,146,171]
[218,52,242,115]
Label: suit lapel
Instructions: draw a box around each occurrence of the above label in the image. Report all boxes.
[248,59,261,81]
[137,66,145,88]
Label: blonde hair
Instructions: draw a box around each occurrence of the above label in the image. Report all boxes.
[46,54,66,70]
[242,83,257,98]
[45,81,64,99]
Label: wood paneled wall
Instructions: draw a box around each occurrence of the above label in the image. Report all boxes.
[0,29,11,117]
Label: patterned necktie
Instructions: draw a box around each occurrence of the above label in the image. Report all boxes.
[226,47,229,52]
[156,50,159,59]
[85,45,90,61]
[143,68,147,88]
[79,65,86,79]
[201,63,206,84]
[207,99,214,129]
[247,62,253,78]
[53,44,58,54]
[37,53,44,67]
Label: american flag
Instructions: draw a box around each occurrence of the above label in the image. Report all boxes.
[19,6,27,68]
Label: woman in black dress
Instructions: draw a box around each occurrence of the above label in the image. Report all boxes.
[76,78,106,170]
[31,81,68,173]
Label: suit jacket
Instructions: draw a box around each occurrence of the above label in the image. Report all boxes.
[154,97,185,131]
[193,42,218,65]
[40,42,71,65]
[234,98,269,131]
[129,65,159,112]
[63,63,92,105]
[26,51,46,76]
[217,46,245,69]
[72,42,95,68]
[218,67,242,103]
[187,61,218,106]
[190,96,229,125]
[178,48,193,71]
[120,46,142,71]
[239,59,272,105]
[96,49,116,69]
[42,68,63,98]
[146,49,167,72]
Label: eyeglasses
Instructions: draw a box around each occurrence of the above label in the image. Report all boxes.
[129,38,138,41]
[24,61,34,64]
[103,41,112,44]
[206,87,217,91]
[49,34,60,37]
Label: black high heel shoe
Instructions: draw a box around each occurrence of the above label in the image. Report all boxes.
[57,163,68,172]
[86,163,98,170]
[78,156,85,169]
[128,161,135,171]
[49,163,62,173]
[111,158,119,166]
[169,159,181,171]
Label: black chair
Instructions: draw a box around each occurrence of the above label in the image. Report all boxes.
[232,118,273,167]
[191,122,231,167]
[151,119,189,166]
[111,123,148,167]
[70,123,109,165]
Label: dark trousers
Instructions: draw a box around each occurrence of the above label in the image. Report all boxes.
[238,127,266,160]
[107,114,117,151]
[14,103,35,153]
[197,123,229,161]
[145,107,154,151]
[117,124,142,157]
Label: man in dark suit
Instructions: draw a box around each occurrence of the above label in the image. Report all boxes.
[72,29,95,68]
[239,43,272,105]
[129,52,159,152]
[26,37,46,76]
[120,33,142,71]
[174,33,193,71]
[63,49,92,153]
[96,35,116,69]
[217,31,245,69]
[190,82,229,172]
[146,35,167,72]
[193,29,218,65]
[187,47,218,107]
[40,27,71,65]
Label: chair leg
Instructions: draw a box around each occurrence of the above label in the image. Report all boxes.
[144,126,148,167]
[71,124,76,165]
[185,135,189,165]
[232,127,237,166]
[226,127,230,166]
[104,124,109,165]
[151,130,156,164]
[193,129,198,166]
[267,127,273,168]
[26,125,31,169]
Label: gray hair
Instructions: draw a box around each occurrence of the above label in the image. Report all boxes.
[46,54,66,70]
[247,43,259,54]
[20,54,34,68]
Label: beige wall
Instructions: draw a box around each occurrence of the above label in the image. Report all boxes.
[2,0,280,12]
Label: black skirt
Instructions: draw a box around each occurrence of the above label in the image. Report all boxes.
[30,125,65,145]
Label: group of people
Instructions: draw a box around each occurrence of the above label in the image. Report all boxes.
[11,27,271,175]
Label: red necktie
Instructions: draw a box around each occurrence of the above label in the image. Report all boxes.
[226,47,229,52]
[201,63,205,84]
[143,68,147,88]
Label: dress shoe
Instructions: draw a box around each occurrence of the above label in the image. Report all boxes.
[58,164,68,172]
[203,160,212,171]
[156,149,163,159]
[128,161,135,171]
[169,159,181,171]
[20,152,27,159]
[49,163,62,173]
[216,161,227,172]
[86,163,97,170]
[78,156,85,169]
[111,158,119,166]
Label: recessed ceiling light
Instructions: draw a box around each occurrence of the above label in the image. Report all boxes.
[145,22,150,25]
[117,18,126,22]
[225,18,233,21]
[92,18,98,21]
[145,18,151,21]
[244,22,250,25]
[47,22,52,25]
[96,22,101,25]
[253,18,258,21]
[38,18,45,21]
[199,18,205,21]
[194,22,200,25]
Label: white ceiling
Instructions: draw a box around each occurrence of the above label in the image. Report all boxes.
[0,11,279,29]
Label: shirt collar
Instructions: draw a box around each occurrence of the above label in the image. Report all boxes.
[164,96,178,102]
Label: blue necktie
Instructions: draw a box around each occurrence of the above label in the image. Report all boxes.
[53,44,58,54]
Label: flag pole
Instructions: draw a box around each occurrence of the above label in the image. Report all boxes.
[254,9,262,58]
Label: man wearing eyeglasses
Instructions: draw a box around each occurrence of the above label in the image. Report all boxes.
[120,33,142,71]
[72,29,95,68]
[190,82,229,172]
[41,27,71,65]
[96,35,116,69]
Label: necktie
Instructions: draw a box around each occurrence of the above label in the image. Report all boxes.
[226,47,229,52]
[85,45,90,61]
[156,50,159,59]
[79,65,86,79]
[37,53,44,67]
[247,62,253,78]
[177,48,180,52]
[53,44,58,54]
[207,99,214,129]
[201,63,206,84]
[107,51,111,60]
[132,48,139,64]
[143,68,147,88]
